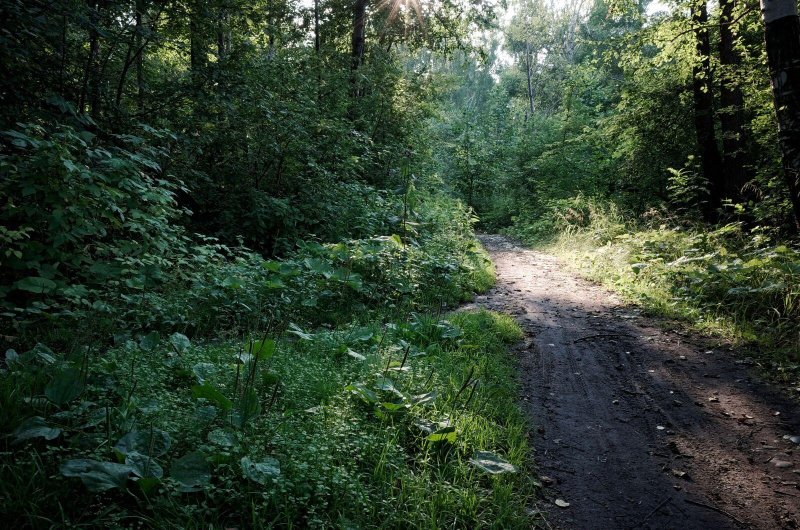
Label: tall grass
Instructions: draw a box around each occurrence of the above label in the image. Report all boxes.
[512,196,800,371]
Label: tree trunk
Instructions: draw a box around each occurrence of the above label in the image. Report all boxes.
[525,41,535,119]
[719,0,750,203]
[190,0,206,85]
[136,0,144,111]
[59,14,67,98]
[89,1,103,117]
[314,0,321,56]
[114,29,136,113]
[314,0,322,101]
[691,0,724,221]
[216,4,229,60]
[350,0,368,99]
[79,0,101,115]
[761,0,800,230]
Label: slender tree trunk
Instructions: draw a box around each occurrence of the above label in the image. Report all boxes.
[719,0,750,203]
[136,0,145,111]
[190,0,206,86]
[115,48,134,114]
[350,0,368,99]
[216,4,228,60]
[314,0,321,56]
[525,41,535,119]
[79,0,101,114]
[691,0,724,221]
[266,4,276,59]
[314,0,321,100]
[761,0,800,230]
[59,14,67,98]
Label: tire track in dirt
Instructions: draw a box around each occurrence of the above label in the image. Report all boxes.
[468,235,800,529]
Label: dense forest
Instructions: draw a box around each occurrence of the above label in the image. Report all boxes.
[1,0,799,527]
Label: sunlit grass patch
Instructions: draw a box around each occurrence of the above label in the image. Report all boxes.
[533,204,800,377]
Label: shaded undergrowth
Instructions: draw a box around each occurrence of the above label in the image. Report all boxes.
[1,204,537,529]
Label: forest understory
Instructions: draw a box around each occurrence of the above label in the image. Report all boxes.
[3,0,800,527]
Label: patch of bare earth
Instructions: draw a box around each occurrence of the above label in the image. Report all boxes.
[468,234,800,529]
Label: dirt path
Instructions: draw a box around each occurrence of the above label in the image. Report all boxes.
[471,235,800,529]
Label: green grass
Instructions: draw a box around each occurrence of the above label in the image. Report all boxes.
[0,309,535,529]
[0,220,539,529]
[518,199,800,379]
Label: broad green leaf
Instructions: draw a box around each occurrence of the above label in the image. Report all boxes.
[247,338,276,360]
[137,477,161,494]
[192,362,218,384]
[347,275,364,291]
[265,279,285,289]
[30,343,56,364]
[303,257,333,276]
[5,349,19,365]
[125,451,164,479]
[169,332,191,354]
[346,348,366,361]
[170,451,210,492]
[331,267,351,281]
[240,456,281,484]
[426,426,457,443]
[262,260,281,272]
[15,276,56,294]
[287,323,313,340]
[60,459,132,492]
[138,331,160,351]
[411,391,437,406]
[261,372,280,387]
[348,327,374,342]
[221,276,242,288]
[207,429,237,447]
[195,405,218,422]
[469,451,517,474]
[11,416,62,444]
[44,367,83,406]
[345,383,378,404]
[115,429,171,458]
[231,388,261,428]
[375,377,404,397]
[191,384,233,411]
[439,322,462,339]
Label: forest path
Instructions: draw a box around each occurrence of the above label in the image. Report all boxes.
[468,234,800,529]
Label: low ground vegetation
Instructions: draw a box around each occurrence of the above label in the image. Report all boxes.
[1,197,536,528]
[507,197,800,378]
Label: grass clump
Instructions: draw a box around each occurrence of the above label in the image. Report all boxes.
[511,196,800,375]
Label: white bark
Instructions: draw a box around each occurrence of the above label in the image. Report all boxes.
[761,0,798,24]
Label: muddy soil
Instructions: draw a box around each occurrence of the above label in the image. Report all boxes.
[470,235,800,529]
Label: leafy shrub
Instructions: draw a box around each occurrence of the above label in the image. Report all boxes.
[506,194,626,245]
[0,123,189,328]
